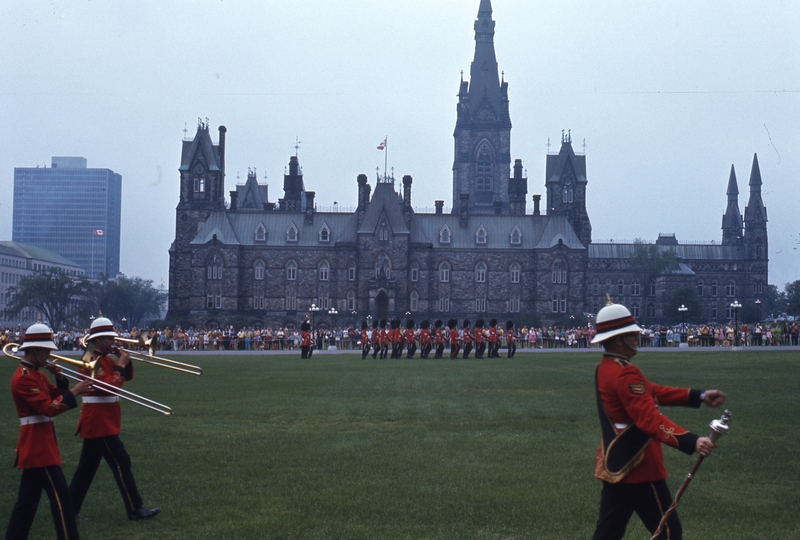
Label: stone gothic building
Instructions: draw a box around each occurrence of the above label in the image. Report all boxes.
[168,0,768,329]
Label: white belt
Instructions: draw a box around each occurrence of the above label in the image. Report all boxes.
[20,415,53,426]
[82,396,120,404]
[614,423,629,430]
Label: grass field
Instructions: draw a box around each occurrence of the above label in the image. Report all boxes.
[1,349,798,539]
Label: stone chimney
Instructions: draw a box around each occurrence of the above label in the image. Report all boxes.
[435,200,444,215]
[533,194,541,216]
[218,126,227,176]
[305,191,315,224]
[229,190,238,212]
[402,175,412,209]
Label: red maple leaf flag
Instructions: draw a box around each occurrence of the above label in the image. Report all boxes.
[94,229,105,236]
[377,138,386,150]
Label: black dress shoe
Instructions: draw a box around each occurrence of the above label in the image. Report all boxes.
[128,507,162,521]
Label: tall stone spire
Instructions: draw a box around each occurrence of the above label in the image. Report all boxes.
[452,0,512,214]
[721,164,743,245]
[744,153,768,262]
[744,154,767,223]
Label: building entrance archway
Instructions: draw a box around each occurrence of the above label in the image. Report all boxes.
[376,290,389,320]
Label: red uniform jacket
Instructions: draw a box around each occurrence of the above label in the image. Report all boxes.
[595,355,701,483]
[404,329,415,347]
[300,331,311,347]
[371,329,380,345]
[488,328,498,343]
[380,329,389,346]
[76,353,132,439]
[11,362,77,468]
[389,328,401,345]
[433,329,443,345]
[419,329,431,345]
[449,328,459,346]
[474,328,483,343]
[462,329,473,345]
[506,331,515,344]
[360,329,368,345]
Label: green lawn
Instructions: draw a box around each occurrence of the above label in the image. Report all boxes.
[1,350,798,539]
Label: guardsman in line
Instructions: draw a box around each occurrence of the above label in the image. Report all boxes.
[506,320,517,358]
[370,320,380,359]
[419,320,431,359]
[474,319,485,358]
[433,320,445,359]
[488,319,499,358]
[6,323,92,540]
[405,320,417,359]
[590,300,727,540]
[360,321,370,360]
[379,319,389,359]
[300,321,312,358]
[387,319,399,359]
[448,319,460,359]
[68,317,161,522]
[462,320,473,359]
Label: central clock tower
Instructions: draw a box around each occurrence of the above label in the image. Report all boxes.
[452,0,512,215]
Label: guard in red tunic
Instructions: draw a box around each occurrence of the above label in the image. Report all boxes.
[389,319,402,359]
[6,323,92,540]
[68,317,161,522]
[448,319,460,359]
[474,319,485,358]
[461,320,473,359]
[360,321,370,360]
[590,301,727,540]
[379,319,389,359]
[433,319,445,359]
[370,320,380,359]
[487,319,499,358]
[418,320,431,359]
[506,320,516,358]
[300,320,312,358]
[404,320,417,359]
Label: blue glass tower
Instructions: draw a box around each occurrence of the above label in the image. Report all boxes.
[13,157,122,279]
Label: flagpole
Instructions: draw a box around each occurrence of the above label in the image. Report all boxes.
[384,135,388,181]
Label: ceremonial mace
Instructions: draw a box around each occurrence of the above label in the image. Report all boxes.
[650,409,731,540]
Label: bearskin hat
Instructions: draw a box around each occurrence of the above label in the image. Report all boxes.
[361,320,368,330]
[406,319,415,329]
[475,319,484,328]
[463,319,470,329]
[448,318,457,329]
[372,319,379,329]
[420,319,430,329]
[506,320,514,330]
[301,321,310,332]
[434,319,443,328]
[490,318,498,327]
[380,319,387,329]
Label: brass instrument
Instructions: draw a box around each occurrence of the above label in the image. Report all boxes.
[3,343,173,416]
[81,333,203,376]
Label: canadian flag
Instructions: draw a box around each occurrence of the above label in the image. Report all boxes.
[94,229,105,236]
[377,138,386,150]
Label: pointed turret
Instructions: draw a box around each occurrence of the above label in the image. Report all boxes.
[279,155,306,212]
[744,153,768,261]
[721,164,743,245]
[544,132,591,246]
[452,0,512,215]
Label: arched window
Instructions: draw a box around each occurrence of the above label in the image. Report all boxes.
[286,260,297,281]
[592,278,600,295]
[617,279,624,296]
[375,254,391,279]
[647,303,656,318]
[475,262,487,283]
[439,262,451,283]
[410,261,419,282]
[439,225,451,245]
[697,280,704,297]
[318,260,330,281]
[475,226,487,245]
[712,280,718,297]
[551,292,559,313]
[551,259,568,284]
[347,290,356,311]
[649,282,656,296]
[348,261,357,281]
[193,170,206,193]
[631,280,641,296]
[509,262,521,284]
[287,223,298,243]
[631,303,640,318]
[726,280,735,297]
[207,255,222,280]
[605,278,613,294]
[510,226,522,245]
[476,144,493,191]
[254,223,266,242]
[319,224,330,243]
[410,290,420,312]
[254,259,265,281]
[378,221,389,242]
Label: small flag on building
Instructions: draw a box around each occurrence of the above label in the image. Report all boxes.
[94,229,105,236]
[377,138,386,150]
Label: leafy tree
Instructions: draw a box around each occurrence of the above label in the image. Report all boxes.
[93,275,165,328]
[664,286,702,325]
[629,239,678,322]
[765,284,786,317]
[3,268,90,330]
[785,280,800,317]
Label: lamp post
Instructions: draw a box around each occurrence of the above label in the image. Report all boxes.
[121,317,129,334]
[310,303,320,330]
[730,300,742,347]
[328,307,338,349]
[678,305,688,343]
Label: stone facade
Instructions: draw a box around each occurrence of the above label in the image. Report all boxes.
[167,1,768,329]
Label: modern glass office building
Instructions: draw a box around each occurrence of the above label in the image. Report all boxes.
[13,157,122,279]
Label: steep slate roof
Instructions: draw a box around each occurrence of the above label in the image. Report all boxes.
[589,243,746,260]
[357,182,409,235]
[546,141,587,183]
[190,211,358,247]
[236,174,267,210]
[410,214,584,250]
[0,241,83,268]
[179,128,221,172]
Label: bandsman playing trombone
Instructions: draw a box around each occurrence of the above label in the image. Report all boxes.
[5,323,92,540]
[68,317,161,522]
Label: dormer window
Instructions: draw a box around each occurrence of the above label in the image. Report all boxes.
[510,226,522,245]
[439,225,451,245]
[287,223,298,243]
[475,225,487,245]
[255,223,267,242]
[319,223,331,243]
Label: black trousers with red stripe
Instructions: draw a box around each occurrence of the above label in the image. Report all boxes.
[592,480,682,540]
[6,465,80,540]
[69,435,143,516]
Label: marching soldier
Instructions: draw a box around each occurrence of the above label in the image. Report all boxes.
[590,300,727,539]
[506,320,517,358]
[69,317,161,522]
[419,320,432,359]
[433,320,445,359]
[6,323,92,540]
[300,321,312,358]
[474,319,485,358]
[360,321,370,360]
[487,319,499,358]
[405,320,417,359]
[370,320,380,359]
[462,320,473,359]
[389,319,402,359]
[448,319,460,359]
[379,319,389,359]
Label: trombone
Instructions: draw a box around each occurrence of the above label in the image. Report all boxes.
[3,343,173,416]
[81,333,203,376]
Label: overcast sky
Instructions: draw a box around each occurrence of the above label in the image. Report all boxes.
[1,0,798,296]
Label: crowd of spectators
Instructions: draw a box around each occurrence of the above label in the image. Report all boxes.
[2,320,799,352]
